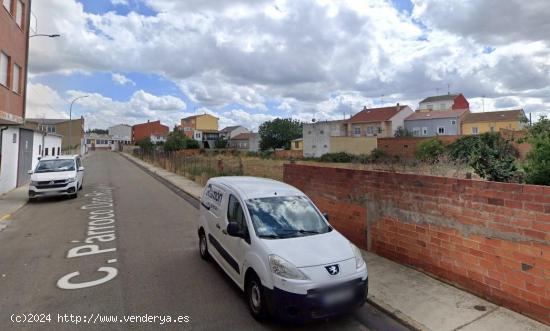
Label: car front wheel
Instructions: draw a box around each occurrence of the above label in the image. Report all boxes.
[199,231,210,261]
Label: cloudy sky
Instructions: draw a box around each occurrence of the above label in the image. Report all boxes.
[27,0,550,130]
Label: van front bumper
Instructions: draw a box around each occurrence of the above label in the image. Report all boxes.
[29,183,77,198]
[263,277,368,322]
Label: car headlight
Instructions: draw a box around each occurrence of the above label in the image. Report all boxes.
[66,177,77,183]
[30,181,39,186]
[269,255,309,280]
[351,243,365,269]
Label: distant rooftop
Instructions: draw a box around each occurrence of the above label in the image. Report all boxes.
[405,109,468,121]
[462,109,525,123]
[347,105,409,123]
[419,94,459,104]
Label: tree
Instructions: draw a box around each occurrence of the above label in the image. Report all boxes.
[137,137,154,152]
[524,116,550,185]
[259,118,302,150]
[164,130,187,152]
[215,138,228,149]
[415,138,445,163]
[86,128,108,134]
[394,126,412,137]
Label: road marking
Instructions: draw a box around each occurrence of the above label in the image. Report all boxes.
[0,214,11,222]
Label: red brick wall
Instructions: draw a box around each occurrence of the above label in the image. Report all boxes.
[378,136,459,159]
[284,164,550,325]
[132,121,169,143]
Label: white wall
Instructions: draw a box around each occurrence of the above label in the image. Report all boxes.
[420,99,454,111]
[389,106,414,135]
[109,124,132,141]
[303,121,345,158]
[0,127,20,194]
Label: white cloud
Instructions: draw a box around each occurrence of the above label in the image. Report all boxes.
[27,0,550,127]
[26,83,69,119]
[111,73,135,86]
[111,0,128,6]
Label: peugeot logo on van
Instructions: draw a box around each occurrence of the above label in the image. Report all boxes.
[325,264,340,275]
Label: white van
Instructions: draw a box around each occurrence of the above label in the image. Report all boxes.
[198,177,368,322]
[28,155,85,201]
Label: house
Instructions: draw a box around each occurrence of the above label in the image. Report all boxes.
[303,120,347,158]
[220,125,249,140]
[404,109,469,136]
[108,124,132,144]
[418,93,469,112]
[180,114,218,138]
[291,138,303,151]
[26,117,86,152]
[249,133,260,152]
[85,133,115,150]
[461,109,527,135]
[228,133,250,150]
[132,120,169,143]
[345,104,414,138]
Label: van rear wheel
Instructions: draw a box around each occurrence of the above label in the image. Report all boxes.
[246,274,269,322]
[199,231,210,261]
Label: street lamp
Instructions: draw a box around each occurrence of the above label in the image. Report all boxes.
[68,95,88,153]
[29,34,61,38]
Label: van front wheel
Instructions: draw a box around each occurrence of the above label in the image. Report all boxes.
[199,231,210,261]
[246,275,269,322]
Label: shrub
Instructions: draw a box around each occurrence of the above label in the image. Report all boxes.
[370,148,388,162]
[468,133,519,182]
[214,139,228,149]
[415,139,445,163]
[186,139,200,149]
[137,137,154,152]
[319,152,353,163]
[447,135,481,162]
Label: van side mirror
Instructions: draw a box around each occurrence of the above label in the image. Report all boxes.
[27,170,33,175]
[322,212,329,221]
[78,166,85,172]
[227,222,244,238]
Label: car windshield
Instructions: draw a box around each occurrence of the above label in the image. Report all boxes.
[246,196,331,239]
[35,159,75,173]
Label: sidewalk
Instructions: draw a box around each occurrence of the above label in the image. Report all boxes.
[121,152,549,331]
[0,185,28,231]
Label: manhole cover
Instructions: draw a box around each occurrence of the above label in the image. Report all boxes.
[474,305,486,311]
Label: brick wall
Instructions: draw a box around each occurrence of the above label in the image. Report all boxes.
[378,136,459,159]
[284,164,550,324]
[275,150,303,159]
[132,121,169,143]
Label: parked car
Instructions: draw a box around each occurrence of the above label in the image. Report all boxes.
[198,177,368,322]
[28,155,85,201]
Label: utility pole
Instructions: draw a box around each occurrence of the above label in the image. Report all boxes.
[68,95,88,153]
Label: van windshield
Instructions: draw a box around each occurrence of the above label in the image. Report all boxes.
[35,159,75,173]
[246,196,331,239]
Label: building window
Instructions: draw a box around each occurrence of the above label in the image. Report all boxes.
[451,120,456,125]
[57,147,60,155]
[438,127,445,134]
[15,0,23,27]
[38,144,41,155]
[45,148,49,156]
[12,64,20,93]
[422,127,428,136]
[0,52,9,87]
[319,130,324,134]
[52,147,55,156]
[353,127,361,136]
[3,0,11,14]
[294,141,299,149]
[412,127,420,136]
[378,127,382,134]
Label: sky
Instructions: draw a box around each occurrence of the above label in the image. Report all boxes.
[26,0,550,131]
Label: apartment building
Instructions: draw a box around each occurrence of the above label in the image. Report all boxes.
[180,114,219,149]
[26,117,86,150]
[132,120,169,143]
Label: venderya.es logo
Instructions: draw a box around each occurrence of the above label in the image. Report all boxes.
[325,264,339,276]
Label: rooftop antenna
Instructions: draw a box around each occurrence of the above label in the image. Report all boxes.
[447,83,451,95]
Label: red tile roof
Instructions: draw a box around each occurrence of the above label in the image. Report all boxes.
[462,109,525,123]
[405,109,468,121]
[347,105,409,123]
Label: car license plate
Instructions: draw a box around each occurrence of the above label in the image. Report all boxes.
[323,288,354,305]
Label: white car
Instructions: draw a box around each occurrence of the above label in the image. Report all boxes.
[28,155,85,201]
[198,177,368,322]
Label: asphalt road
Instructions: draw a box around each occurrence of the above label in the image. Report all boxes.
[0,152,407,331]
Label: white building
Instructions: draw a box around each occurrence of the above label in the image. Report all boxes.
[248,133,260,152]
[0,127,62,194]
[303,120,346,158]
[150,134,167,144]
[220,126,249,140]
[108,124,132,144]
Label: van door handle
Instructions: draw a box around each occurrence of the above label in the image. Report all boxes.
[216,223,221,229]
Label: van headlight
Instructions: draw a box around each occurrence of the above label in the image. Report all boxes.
[66,177,77,183]
[269,255,309,280]
[351,243,365,269]
[30,181,39,187]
